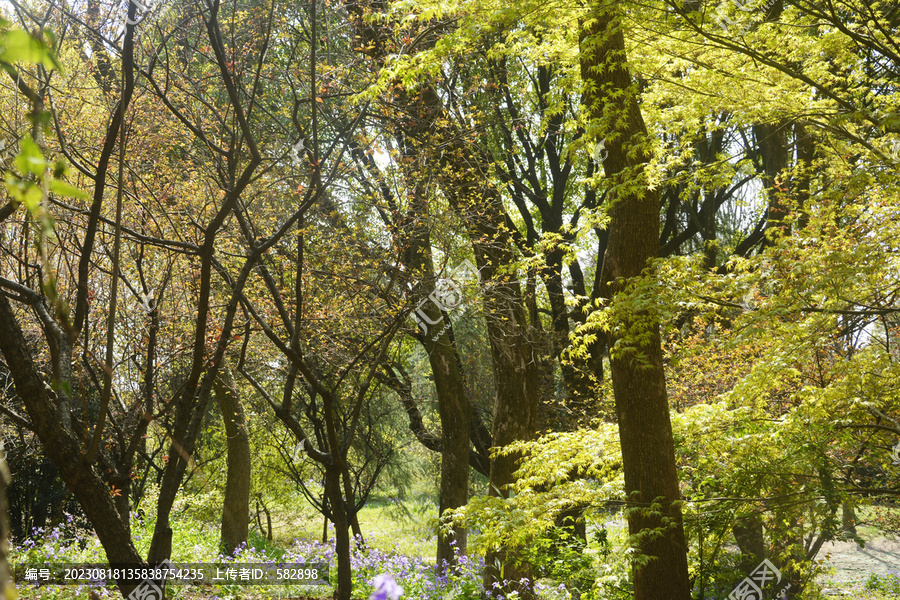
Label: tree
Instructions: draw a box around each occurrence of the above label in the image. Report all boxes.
[2,0,309,595]
[344,2,545,580]
[578,2,690,597]
[214,362,251,556]
[0,5,149,595]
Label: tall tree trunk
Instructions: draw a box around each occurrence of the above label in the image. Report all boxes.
[215,362,251,556]
[148,388,210,564]
[340,465,364,543]
[400,161,472,571]
[579,4,691,600]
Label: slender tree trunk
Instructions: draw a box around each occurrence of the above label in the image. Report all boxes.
[544,251,600,427]
[340,466,364,543]
[215,363,251,556]
[148,390,209,563]
[325,464,352,600]
[580,4,691,599]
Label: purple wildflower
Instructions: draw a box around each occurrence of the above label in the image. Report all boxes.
[370,573,404,600]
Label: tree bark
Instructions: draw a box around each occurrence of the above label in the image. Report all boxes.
[841,499,857,537]
[214,362,251,557]
[580,4,691,599]
[325,464,352,600]
[733,515,766,572]
[753,121,791,238]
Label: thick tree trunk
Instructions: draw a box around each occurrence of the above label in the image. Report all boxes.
[579,4,691,599]
[733,515,767,572]
[402,188,472,571]
[214,363,251,556]
[428,331,471,571]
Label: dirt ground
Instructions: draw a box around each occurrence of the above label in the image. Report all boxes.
[817,537,900,586]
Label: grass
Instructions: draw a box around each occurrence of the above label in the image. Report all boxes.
[255,493,440,562]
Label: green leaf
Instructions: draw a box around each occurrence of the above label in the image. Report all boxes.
[21,182,43,213]
[14,135,47,177]
[0,29,62,71]
[49,178,88,199]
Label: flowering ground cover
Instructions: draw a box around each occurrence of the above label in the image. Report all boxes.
[7,511,521,600]
[8,501,900,600]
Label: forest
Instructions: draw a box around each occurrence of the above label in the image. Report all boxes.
[0,0,898,599]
